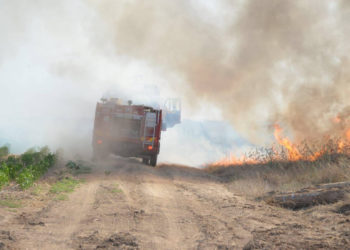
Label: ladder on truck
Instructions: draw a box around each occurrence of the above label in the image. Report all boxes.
[142,112,157,150]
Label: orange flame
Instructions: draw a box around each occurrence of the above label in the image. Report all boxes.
[212,153,259,166]
[346,129,350,141]
[337,141,345,153]
[211,123,350,167]
[273,124,302,161]
[333,116,341,124]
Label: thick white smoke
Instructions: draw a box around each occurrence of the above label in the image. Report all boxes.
[2,0,348,165]
[0,0,244,165]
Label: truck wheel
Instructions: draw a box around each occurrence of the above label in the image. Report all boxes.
[92,153,100,162]
[150,155,158,167]
[93,150,108,162]
[142,158,149,165]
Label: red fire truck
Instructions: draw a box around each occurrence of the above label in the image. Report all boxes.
[92,98,162,166]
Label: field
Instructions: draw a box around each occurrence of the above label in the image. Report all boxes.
[0,150,349,249]
[208,155,350,195]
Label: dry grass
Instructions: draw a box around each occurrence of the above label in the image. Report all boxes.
[207,146,350,197]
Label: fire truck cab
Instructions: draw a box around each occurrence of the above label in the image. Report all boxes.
[92,98,162,166]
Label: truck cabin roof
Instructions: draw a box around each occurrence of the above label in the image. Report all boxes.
[98,101,157,113]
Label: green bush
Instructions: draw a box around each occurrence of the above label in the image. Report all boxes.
[16,168,35,189]
[0,163,10,188]
[0,170,9,188]
[6,158,23,180]
[0,146,56,190]
[66,160,92,175]
[0,162,10,176]
[0,146,9,158]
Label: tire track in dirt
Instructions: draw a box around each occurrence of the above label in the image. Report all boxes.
[118,175,255,249]
[173,181,253,249]
[71,179,139,249]
[14,182,99,249]
[117,178,200,250]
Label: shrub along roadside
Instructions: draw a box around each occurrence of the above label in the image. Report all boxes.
[0,145,9,158]
[0,168,9,189]
[0,146,56,190]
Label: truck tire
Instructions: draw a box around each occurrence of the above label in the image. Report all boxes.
[142,158,149,165]
[93,150,108,162]
[150,155,158,167]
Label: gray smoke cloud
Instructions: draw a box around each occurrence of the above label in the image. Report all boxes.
[90,0,350,143]
[1,0,349,165]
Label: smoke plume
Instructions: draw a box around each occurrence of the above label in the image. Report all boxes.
[1,0,350,165]
[90,0,350,143]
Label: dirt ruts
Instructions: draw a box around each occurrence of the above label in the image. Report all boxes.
[0,158,349,249]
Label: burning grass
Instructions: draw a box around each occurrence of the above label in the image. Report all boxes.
[212,139,350,167]
[207,141,350,197]
[207,123,350,196]
[212,123,350,166]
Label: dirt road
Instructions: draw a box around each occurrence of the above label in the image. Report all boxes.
[0,158,349,249]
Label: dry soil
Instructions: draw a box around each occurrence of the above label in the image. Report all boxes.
[0,158,349,249]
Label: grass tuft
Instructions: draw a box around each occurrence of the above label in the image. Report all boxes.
[111,183,123,193]
[54,194,69,201]
[30,184,46,196]
[50,178,81,194]
[0,199,21,208]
